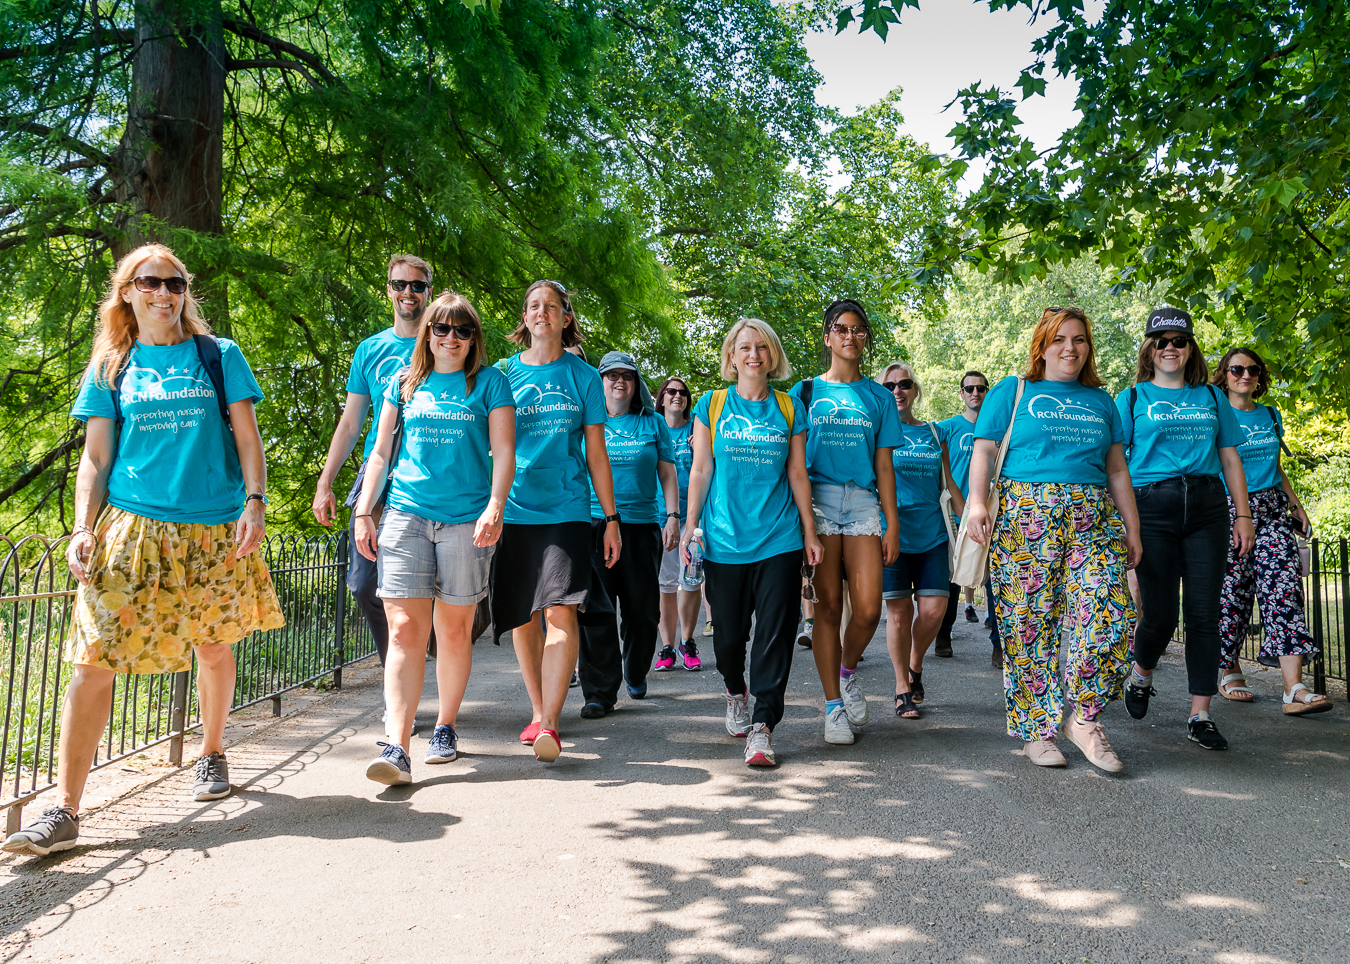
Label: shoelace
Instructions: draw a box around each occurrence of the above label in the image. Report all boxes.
[1129,681,1157,698]
[194,755,217,782]
[32,806,74,830]
[684,640,699,657]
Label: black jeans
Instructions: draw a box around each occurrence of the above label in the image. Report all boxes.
[1132,475,1230,697]
[578,521,662,707]
[346,499,389,666]
[704,550,801,730]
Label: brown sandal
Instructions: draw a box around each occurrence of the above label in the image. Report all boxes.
[1283,683,1333,716]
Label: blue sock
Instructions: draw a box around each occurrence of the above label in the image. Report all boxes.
[826,698,844,713]
[840,665,856,680]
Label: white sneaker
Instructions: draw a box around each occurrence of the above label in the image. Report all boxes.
[840,673,868,728]
[744,723,776,767]
[824,704,855,745]
[725,691,751,737]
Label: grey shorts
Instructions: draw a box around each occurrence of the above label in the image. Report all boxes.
[377,507,494,605]
[658,542,683,594]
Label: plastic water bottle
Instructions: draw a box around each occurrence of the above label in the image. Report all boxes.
[682,529,705,588]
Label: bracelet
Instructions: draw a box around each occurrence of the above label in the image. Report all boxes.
[74,525,95,537]
[1235,514,1252,519]
[355,513,373,519]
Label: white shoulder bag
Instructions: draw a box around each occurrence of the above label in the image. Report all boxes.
[928,421,956,566]
[950,378,1025,589]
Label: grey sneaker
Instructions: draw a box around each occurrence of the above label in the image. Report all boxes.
[2,806,79,855]
[744,723,776,767]
[425,724,458,764]
[824,704,855,745]
[366,742,412,785]
[725,691,751,737]
[192,752,232,802]
[841,672,868,728]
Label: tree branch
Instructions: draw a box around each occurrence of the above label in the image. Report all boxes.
[226,57,321,89]
[0,29,133,62]
[0,116,117,170]
[0,225,111,252]
[221,18,340,87]
[0,432,86,505]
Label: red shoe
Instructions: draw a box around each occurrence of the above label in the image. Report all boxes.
[519,722,539,745]
[533,728,561,762]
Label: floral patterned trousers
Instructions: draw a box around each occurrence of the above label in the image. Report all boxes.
[990,480,1136,741]
[1218,487,1317,669]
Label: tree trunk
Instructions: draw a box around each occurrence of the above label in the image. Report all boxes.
[114,0,229,335]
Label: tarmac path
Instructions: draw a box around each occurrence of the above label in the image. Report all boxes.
[1,613,1347,964]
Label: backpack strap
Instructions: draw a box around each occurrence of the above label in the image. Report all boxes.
[1267,404,1294,457]
[708,388,728,459]
[799,378,813,420]
[192,334,232,429]
[386,365,412,479]
[109,356,132,431]
[773,389,796,435]
[1126,385,1138,456]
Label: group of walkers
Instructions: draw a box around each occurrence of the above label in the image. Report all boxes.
[1,244,1332,858]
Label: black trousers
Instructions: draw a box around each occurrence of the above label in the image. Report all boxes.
[347,502,389,666]
[578,521,662,707]
[704,549,801,730]
[939,585,960,637]
[1132,475,1230,697]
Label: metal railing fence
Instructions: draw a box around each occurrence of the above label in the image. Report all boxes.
[1171,537,1345,693]
[0,530,372,833]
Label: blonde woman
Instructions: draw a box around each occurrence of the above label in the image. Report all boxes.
[353,293,516,784]
[879,362,964,719]
[4,244,284,857]
[683,318,823,768]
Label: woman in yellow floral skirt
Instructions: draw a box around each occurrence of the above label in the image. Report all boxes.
[2,244,284,857]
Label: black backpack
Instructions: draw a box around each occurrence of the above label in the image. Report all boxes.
[111,334,231,432]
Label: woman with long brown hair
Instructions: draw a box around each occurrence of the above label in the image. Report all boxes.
[966,307,1141,773]
[353,292,516,784]
[4,243,283,856]
[653,375,703,673]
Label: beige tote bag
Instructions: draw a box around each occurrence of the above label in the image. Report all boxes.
[950,378,1025,589]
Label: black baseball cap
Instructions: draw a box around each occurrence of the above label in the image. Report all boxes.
[1145,307,1192,336]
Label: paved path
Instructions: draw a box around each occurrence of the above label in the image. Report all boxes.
[2,615,1348,964]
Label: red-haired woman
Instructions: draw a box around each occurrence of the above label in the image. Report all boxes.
[4,244,283,857]
[966,307,1141,773]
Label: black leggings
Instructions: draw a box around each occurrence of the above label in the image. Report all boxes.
[578,521,662,706]
[704,550,801,730]
[1131,475,1230,697]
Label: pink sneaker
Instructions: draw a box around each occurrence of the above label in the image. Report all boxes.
[678,639,702,671]
[654,645,677,671]
[1065,710,1124,772]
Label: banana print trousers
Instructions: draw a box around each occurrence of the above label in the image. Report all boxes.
[989,480,1136,741]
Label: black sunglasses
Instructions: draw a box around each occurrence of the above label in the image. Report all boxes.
[132,275,188,295]
[801,562,817,603]
[603,370,636,382]
[883,379,915,392]
[430,322,474,339]
[1228,364,1262,377]
[664,387,690,397]
[961,384,988,394]
[389,279,432,293]
[1153,335,1191,350]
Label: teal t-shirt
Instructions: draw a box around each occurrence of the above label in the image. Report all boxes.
[888,421,949,555]
[668,420,694,521]
[974,376,1124,485]
[383,366,515,525]
[790,377,902,492]
[345,328,419,460]
[938,413,979,499]
[588,412,674,524]
[692,389,808,565]
[71,338,264,525]
[502,351,606,525]
[1116,382,1242,485]
[1229,402,1285,493]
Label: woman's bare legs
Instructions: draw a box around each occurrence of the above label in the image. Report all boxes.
[54,664,116,813]
[840,537,882,671]
[512,605,579,731]
[384,598,433,749]
[678,588,701,640]
[886,597,915,696]
[194,642,237,758]
[432,600,475,727]
[909,596,947,676]
[659,591,679,651]
[811,533,846,700]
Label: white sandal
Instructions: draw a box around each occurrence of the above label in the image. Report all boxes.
[1283,682,1333,716]
[1219,672,1255,702]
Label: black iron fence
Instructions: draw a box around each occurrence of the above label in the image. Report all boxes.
[0,530,372,833]
[1169,537,1344,693]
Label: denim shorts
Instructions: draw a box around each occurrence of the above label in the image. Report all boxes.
[882,542,950,599]
[377,508,494,605]
[811,482,883,537]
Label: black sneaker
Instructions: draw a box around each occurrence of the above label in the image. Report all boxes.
[580,701,612,719]
[964,605,978,623]
[1124,679,1155,719]
[934,634,953,658]
[425,724,457,764]
[1,806,79,856]
[192,752,231,801]
[1188,717,1229,751]
[366,742,412,784]
[569,670,579,688]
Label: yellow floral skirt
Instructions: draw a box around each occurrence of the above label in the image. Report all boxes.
[68,507,286,674]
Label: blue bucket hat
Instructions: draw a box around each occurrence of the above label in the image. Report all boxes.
[597,350,655,415]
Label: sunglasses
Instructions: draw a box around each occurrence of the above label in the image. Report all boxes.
[961,384,988,395]
[603,370,636,382]
[1228,364,1262,378]
[883,379,915,392]
[1153,335,1191,350]
[388,279,432,293]
[831,324,869,340]
[132,275,188,295]
[801,562,817,603]
[430,322,474,339]
[663,387,690,397]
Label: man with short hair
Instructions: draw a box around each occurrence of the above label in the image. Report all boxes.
[313,254,432,673]
[936,370,1001,663]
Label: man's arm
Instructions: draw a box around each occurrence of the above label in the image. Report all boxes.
[312,392,371,526]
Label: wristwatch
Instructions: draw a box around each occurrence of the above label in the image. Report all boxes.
[604,513,621,524]
[666,512,679,519]
[246,493,269,506]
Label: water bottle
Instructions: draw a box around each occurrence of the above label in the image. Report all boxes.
[682,529,705,588]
